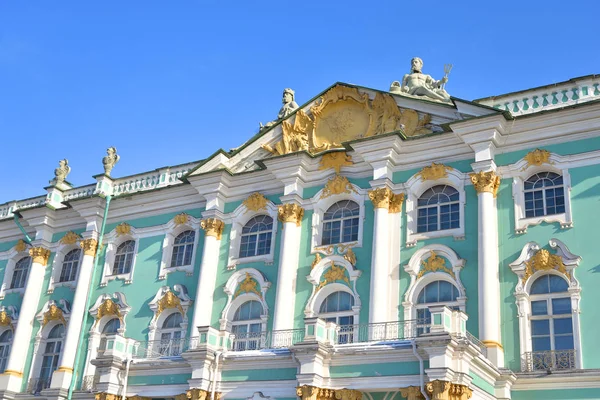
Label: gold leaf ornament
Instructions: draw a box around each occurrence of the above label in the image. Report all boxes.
[234,272,262,299]
[418,163,453,181]
[29,247,51,266]
[523,249,568,283]
[14,239,27,253]
[524,149,552,168]
[0,311,12,327]
[96,298,122,321]
[418,251,455,278]
[469,171,500,197]
[243,193,268,213]
[156,290,184,316]
[318,152,353,174]
[60,231,81,245]
[317,262,350,290]
[42,304,66,326]
[200,218,225,239]
[174,213,189,226]
[321,175,357,199]
[278,203,304,226]
[115,222,131,236]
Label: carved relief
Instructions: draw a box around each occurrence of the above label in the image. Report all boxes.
[343,248,357,266]
[14,239,27,253]
[277,204,304,226]
[321,175,357,198]
[115,222,131,236]
[234,272,262,299]
[174,213,189,226]
[418,163,453,181]
[389,193,405,213]
[399,386,425,400]
[317,262,350,291]
[186,389,220,400]
[96,299,122,321]
[368,187,393,209]
[319,152,353,174]
[425,380,451,400]
[524,249,567,282]
[311,253,322,269]
[469,171,500,196]
[0,311,12,327]
[60,231,81,245]
[524,148,552,168]
[335,389,362,400]
[200,218,225,240]
[296,386,360,400]
[80,238,99,257]
[156,290,184,316]
[42,304,66,327]
[29,247,51,266]
[96,393,120,400]
[243,193,268,213]
[418,251,455,279]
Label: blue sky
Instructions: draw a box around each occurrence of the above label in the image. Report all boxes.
[1,1,599,201]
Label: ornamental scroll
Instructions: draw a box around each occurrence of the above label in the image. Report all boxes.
[263,85,433,156]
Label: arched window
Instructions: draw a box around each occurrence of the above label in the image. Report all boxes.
[528,274,574,370]
[59,249,81,282]
[158,313,184,356]
[417,185,459,233]
[170,231,195,268]
[232,300,263,351]
[239,216,273,258]
[0,330,12,372]
[524,172,565,218]
[38,324,65,390]
[319,291,355,343]
[112,240,135,275]
[416,281,460,334]
[102,318,121,335]
[10,257,31,289]
[322,201,360,245]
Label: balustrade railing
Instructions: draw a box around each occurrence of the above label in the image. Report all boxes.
[132,338,189,359]
[230,329,305,352]
[81,374,99,391]
[62,184,96,201]
[464,331,487,357]
[111,164,195,196]
[522,349,576,372]
[27,377,51,394]
[335,320,421,345]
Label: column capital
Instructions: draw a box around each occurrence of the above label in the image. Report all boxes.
[368,187,393,209]
[425,380,451,400]
[278,203,304,226]
[200,218,225,240]
[186,388,221,400]
[389,193,405,213]
[80,238,98,257]
[399,386,424,400]
[449,383,473,400]
[29,247,51,266]
[469,171,500,197]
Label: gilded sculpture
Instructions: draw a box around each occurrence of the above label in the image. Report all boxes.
[80,238,98,257]
[260,88,300,130]
[311,253,322,269]
[343,248,357,266]
[321,175,357,199]
[418,251,455,279]
[156,290,184,316]
[60,231,81,245]
[14,239,27,253]
[243,193,268,213]
[234,272,262,299]
[200,218,225,240]
[115,222,131,236]
[296,386,360,400]
[400,386,424,400]
[389,193,405,213]
[97,298,122,321]
[29,247,51,266]
[317,262,349,291]
[277,203,304,226]
[0,311,12,327]
[418,163,453,181]
[469,171,500,197]
[42,304,66,326]
[51,159,71,186]
[523,249,568,283]
[390,57,452,102]
[319,152,353,174]
[523,148,552,168]
[103,147,120,176]
[368,187,393,209]
[174,213,189,226]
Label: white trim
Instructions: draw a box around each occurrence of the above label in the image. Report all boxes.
[101,228,140,286]
[47,244,82,293]
[0,249,30,299]
[225,201,278,269]
[404,169,467,246]
[147,284,192,343]
[158,216,201,280]
[220,268,270,331]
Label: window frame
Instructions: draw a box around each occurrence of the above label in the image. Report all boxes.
[221,269,270,333]
[0,329,13,373]
[101,228,140,286]
[0,247,32,299]
[321,200,361,246]
[10,256,31,290]
[158,215,201,280]
[231,300,265,351]
[147,285,191,352]
[48,244,82,293]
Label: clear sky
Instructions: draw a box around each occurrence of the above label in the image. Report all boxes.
[1,1,599,201]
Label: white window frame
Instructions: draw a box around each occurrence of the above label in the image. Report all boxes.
[147,285,192,349]
[48,244,82,293]
[0,327,13,373]
[158,215,201,280]
[226,201,278,269]
[101,228,140,286]
[404,169,466,247]
[509,239,582,370]
[220,268,270,332]
[0,246,32,299]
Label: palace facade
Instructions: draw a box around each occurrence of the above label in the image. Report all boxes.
[0,68,600,400]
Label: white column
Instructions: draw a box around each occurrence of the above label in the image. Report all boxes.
[470,170,504,367]
[190,218,224,337]
[368,188,392,325]
[50,238,98,389]
[0,247,51,393]
[272,203,304,332]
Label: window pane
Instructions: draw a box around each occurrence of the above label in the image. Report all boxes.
[530,276,549,294]
[532,337,551,352]
[531,320,549,335]
[553,318,573,335]
[548,275,569,293]
[551,298,571,315]
[554,335,574,350]
[531,300,548,316]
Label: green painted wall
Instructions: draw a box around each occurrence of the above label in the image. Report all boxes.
[128,373,191,385]
[220,367,297,381]
[512,388,600,400]
[329,361,424,378]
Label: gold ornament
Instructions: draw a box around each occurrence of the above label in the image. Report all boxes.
[127,396,151,400]
[174,213,189,226]
[418,251,454,279]
[335,389,362,400]
[187,388,219,400]
[60,231,81,245]
[0,311,12,327]
[14,239,27,253]
[343,248,357,266]
[42,304,66,327]
[29,247,51,266]
[115,222,131,236]
[80,238,98,257]
[400,386,425,400]
[296,385,336,400]
[156,290,184,316]
[174,394,188,400]
[418,163,453,181]
[95,394,120,400]
[469,171,500,197]
[449,383,473,400]
[523,249,568,283]
[321,175,357,198]
[317,262,349,291]
[389,193,405,213]
[311,253,322,269]
[425,380,451,400]
[368,187,393,209]
[243,193,268,213]
[319,152,353,174]
[200,218,225,240]
[524,148,552,168]
[234,272,262,299]
[96,299,122,321]
[278,204,304,226]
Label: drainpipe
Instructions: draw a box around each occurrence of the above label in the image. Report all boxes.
[412,340,430,400]
[13,214,33,243]
[211,351,222,400]
[67,195,112,400]
[121,357,133,400]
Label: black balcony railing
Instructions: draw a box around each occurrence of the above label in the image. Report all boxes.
[522,349,576,372]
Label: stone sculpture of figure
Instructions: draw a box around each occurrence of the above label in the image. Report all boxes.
[259,88,299,131]
[103,147,120,176]
[390,57,451,102]
[52,159,71,185]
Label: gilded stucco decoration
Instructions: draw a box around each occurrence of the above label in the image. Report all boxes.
[524,148,552,168]
[311,253,322,270]
[0,311,12,327]
[29,247,51,266]
[321,175,357,199]
[319,152,353,174]
[186,388,221,400]
[278,203,304,226]
[96,299,122,321]
[368,187,393,209]
[469,171,500,197]
[399,386,424,400]
[14,239,27,253]
[317,262,350,291]
[296,386,361,400]
[523,249,568,283]
[389,193,405,213]
[243,193,268,213]
[426,380,452,400]
[80,238,99,257]
[115,222,131,236]
[174,213,189,226]
[156,290,184,316]
[418,251,455,279]
[418,163,453,181]
[343,248,357,266]
[234,272,262,299]
[96,393,120,400]
[335,389,362,400]
[60,231,81,245]
[200,218,225,240]
[263,85,433,156]
[127,396,152,400]
[42,304,67,327]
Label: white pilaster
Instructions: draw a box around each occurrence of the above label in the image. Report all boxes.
[272,203,304,331]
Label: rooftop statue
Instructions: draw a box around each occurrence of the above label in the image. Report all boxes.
[390,57,452,102]
[103,147,120,176]
[260,88,299,130]
[51,159,71,185]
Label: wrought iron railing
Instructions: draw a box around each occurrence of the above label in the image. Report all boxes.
[27,377,51,394]
[230,329,305,352]
[522,350,576,372]
[335,320,421,345]
[81,374,99,391]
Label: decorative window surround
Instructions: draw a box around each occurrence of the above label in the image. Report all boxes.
[220,268,270,331]
[404,168,467,246]
[509,239,582,369]
[305,255,361,322]
[225,199,279,269]
[47,244,82,293]
[0,248,30,299]
[0,306,18,332]
[307,182,367,253]
[402,244,466,321]
[501,152,573,234]
[158,214,201,280]
[147,285,192,343]
[101,225,140,286]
